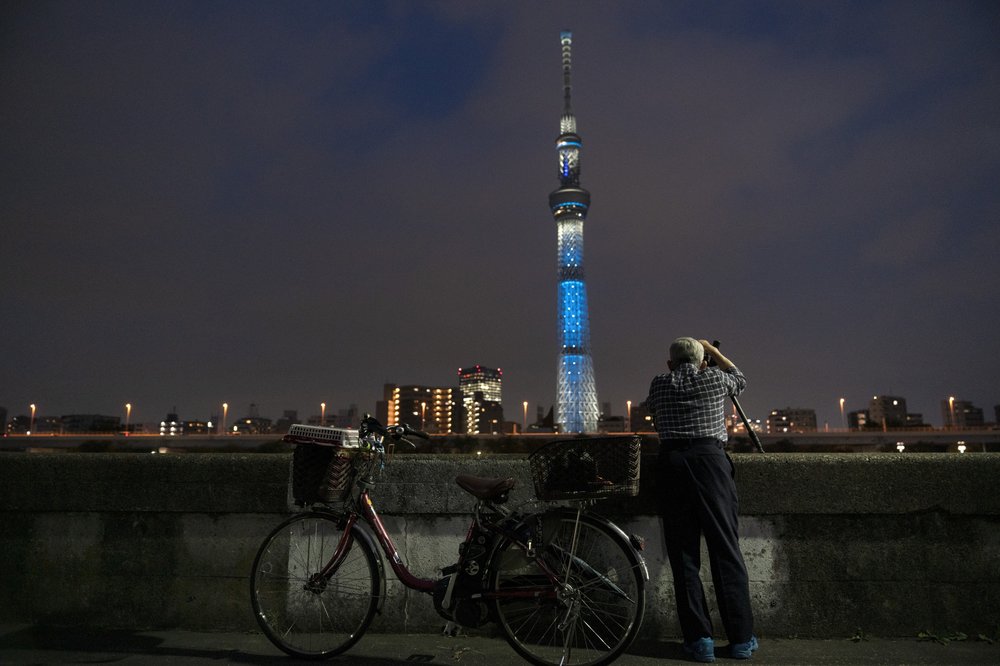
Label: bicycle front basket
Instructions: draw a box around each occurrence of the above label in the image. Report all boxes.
[284,424,360,505]
[529,436,640,501]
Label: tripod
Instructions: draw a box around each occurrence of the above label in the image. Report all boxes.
[709,341,765,453]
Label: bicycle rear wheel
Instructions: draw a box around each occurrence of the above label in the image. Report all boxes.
[490,510,645,666]
[251,512,381,659]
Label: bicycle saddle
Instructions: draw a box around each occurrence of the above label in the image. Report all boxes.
[455,474,515,501]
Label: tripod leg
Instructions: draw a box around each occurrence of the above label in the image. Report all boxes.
[732,396,765,453]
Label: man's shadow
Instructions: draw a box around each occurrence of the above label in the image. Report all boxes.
[628,637,701,661]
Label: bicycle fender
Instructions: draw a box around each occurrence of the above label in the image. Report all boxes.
[351,522,387,614]
[548,508,650,581]
[597,513,649,581]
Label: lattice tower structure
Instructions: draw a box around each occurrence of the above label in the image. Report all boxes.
[549,30,599,433]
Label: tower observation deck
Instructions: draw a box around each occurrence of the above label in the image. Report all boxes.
[549,30,599,433]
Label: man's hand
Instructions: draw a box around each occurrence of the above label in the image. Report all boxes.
[699,339,736,371]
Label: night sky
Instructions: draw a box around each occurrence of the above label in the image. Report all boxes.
[3,1,998,430]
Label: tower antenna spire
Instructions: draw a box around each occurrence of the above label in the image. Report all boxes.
[561,29,573,115]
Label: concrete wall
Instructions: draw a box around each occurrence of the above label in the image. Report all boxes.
[1,452,997,639]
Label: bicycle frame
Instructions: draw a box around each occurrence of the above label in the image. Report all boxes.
[316,483,578,605]
[355,488,436,593]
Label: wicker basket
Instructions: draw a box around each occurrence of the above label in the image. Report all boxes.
[529,436,640,501]
[290,443,355,505]
[284,424,359,505]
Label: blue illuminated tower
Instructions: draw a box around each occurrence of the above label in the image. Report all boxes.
[550,30,599,433]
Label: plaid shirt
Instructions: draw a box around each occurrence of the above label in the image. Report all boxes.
[646,364,747,441]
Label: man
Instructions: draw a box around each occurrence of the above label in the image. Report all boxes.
[646,337,758,663]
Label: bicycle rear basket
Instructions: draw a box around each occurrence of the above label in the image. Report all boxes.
[529,436,641,501]
[284,425,360,505]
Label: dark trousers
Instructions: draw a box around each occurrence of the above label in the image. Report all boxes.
[657,438,754,643]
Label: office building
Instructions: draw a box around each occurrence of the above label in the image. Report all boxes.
[868,396,908,428]
[387,385,456,434]
[766,408,818,433]
[458,366,502,434]
[942,399,985,428]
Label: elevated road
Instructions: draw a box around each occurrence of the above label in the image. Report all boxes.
[2,429,997,453]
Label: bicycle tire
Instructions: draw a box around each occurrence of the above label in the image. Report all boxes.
[250,512,381,659]
[490,509,646,666]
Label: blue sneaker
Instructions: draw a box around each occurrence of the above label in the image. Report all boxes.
[682,637,715,663]
[730,635,758,659]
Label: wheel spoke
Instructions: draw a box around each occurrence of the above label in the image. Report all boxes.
[251,514,380,659]
[492,511,645,666]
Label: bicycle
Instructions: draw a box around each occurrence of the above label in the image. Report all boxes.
[250,414,648,665]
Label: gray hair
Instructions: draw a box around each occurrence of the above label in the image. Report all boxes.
[669,337,704,366]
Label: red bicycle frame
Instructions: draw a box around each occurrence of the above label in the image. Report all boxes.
[318,487,562,602]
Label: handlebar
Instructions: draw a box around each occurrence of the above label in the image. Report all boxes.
[359,414,430,443]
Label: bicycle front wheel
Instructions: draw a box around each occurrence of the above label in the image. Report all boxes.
[490,510,646,666]
[250,512,381,659]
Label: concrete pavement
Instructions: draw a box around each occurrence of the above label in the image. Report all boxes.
[1,625,998,665]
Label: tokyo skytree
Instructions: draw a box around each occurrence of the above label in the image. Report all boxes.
[549,30,599,433]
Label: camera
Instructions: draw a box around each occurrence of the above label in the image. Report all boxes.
[705,340,721,367]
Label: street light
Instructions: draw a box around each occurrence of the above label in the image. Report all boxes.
[125,403,132,435]
[29,403,36,435]
[626,400,632,433]
[839,398,846,430]
[321,402,326,426]
[420,402,426,431]
[523,401,528,433]
[948,396,955,429]
[221,402,229,435]
[896,441,905,453]
[958,441,967,454]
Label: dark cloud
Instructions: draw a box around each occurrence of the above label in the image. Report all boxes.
[1,1,997,428]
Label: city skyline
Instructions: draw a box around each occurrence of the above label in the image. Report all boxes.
[4,382,995,433]
[2,2,998,432]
